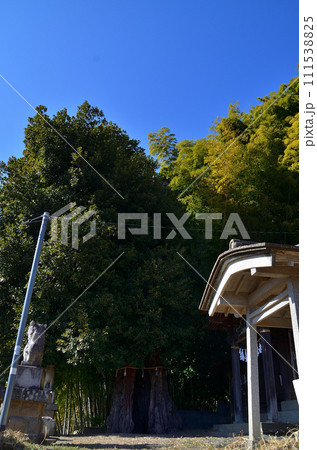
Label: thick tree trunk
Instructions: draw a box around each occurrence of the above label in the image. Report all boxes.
[106,368,136,433]
[107,352,182,434]
[147,350,182,433]
[147,367,182,433]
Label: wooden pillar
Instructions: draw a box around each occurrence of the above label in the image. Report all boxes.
[246,310,261,446]
[260,328,278,422]
[279,330,293,401]
[287,278,299,370]
[231,345,243,423]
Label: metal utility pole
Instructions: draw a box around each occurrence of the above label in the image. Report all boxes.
[0,212,50,430]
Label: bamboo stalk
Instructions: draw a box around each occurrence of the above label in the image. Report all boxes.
[67,387,71,435]
[63,388,68,435]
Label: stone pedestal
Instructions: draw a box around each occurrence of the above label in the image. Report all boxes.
[15,366,43,389]
[0,365,58,442]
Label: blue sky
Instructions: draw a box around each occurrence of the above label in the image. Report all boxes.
[0,0,298,163]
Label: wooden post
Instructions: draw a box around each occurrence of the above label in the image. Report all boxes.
[260,328,278,422]
[231,345,243,423]
[287,278,299,370]
[246,310,261,446]
[278,330,293,401]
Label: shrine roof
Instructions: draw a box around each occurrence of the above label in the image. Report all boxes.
[199,240,299,328]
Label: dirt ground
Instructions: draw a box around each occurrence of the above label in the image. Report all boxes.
[53,430,240,449]
[0,429,299,449]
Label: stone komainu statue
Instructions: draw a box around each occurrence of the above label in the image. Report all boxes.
[22,321,47,367]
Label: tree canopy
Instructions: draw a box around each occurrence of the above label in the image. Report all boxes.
[148,77,299,244]
[0,102,199,376]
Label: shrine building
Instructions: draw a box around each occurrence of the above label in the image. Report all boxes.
[199,240,299,445]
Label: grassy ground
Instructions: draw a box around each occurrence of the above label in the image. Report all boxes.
[0,429,299,449]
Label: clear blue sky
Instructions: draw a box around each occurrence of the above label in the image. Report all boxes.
[0,0,298,163]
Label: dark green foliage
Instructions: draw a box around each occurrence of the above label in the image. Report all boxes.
[0,104,205,432]
[0,102,196,373]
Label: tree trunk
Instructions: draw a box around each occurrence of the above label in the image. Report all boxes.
[147,367,182,433]
[106,368,136,433]
[107,352,182,434]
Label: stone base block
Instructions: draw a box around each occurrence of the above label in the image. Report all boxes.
[15,365,43,389]
[0,388,58,439]
[7,416,42,435]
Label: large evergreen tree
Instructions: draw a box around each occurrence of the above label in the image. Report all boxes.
[0,102,202,433]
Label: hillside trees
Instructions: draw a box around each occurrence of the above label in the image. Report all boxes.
[149,77,299,246]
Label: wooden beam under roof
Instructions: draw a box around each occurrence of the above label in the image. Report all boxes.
[248,278,286,305]
[248,289,289,321]
[255,317,292,328]
[250,266,299,278]
[251,299,289,326]
[234,274,246,294]
[218,292,248,308]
